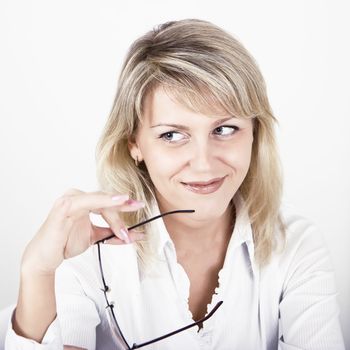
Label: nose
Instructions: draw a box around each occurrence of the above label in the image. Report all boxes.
[188,138,214,172]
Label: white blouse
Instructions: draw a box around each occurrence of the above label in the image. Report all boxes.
[5,192,345,349]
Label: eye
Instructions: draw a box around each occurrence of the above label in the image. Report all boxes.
[159,131,186,143]
[213,125,239,136]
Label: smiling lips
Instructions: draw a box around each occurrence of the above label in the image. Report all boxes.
[181,176,226,194]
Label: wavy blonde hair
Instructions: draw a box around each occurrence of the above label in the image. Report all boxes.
[95,18,286,271]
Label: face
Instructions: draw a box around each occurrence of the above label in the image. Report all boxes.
[129,86,254,222]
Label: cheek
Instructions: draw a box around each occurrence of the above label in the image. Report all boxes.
[222,138,253,170]
[143,146,182,182]
[240,140,253,167]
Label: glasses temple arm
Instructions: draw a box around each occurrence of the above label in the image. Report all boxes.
[94,209,195,245]
[130,301,223,349]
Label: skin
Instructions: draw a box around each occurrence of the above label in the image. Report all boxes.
[129,85,254,323]
[130,85,254,248]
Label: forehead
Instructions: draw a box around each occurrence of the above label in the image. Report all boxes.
[142,85,231,125]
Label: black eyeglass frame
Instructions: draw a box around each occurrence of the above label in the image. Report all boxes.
[95,209,224,349]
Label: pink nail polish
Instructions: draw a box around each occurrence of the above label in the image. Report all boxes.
[120,228,130,243]
[126,199,145,207]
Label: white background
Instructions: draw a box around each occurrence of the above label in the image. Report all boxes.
[0,0,349,347]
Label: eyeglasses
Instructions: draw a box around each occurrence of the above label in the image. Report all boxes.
[94,209,224,349]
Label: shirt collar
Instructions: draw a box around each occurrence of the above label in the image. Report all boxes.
[227,191,258,276]
[149,190,257,277]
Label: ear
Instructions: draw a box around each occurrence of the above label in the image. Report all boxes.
[127,136,143,163]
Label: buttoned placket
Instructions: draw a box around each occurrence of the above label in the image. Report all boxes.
[162,239,221,349]
[151,191,257,348]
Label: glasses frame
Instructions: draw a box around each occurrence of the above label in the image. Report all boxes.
[95,209,223,349]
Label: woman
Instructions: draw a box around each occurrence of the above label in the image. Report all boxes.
[5,19,345,349]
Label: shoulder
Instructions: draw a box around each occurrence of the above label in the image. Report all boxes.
[277,204,329,261]
[267,203,335,289]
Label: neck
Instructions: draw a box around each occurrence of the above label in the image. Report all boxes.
[160,201,236,254]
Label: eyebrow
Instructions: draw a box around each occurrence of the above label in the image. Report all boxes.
[150,116,239,130]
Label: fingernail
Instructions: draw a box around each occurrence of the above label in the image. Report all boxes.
[111,194,129,202]
[120,228,130,243]
[125,199,145,207]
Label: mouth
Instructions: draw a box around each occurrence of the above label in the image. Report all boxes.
[180,176,226,195]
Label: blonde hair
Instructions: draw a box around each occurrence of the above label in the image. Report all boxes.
[95,18,286,270]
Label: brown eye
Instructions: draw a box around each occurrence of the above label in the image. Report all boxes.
[213,125,239,136]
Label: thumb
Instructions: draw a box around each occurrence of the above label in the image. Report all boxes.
[90,224,121,244]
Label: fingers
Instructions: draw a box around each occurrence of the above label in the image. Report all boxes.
[91,226,145,245]
[106,230,146,245]
[68,193,130,215]
[89,199,145,215]
[114,199,146,212]
[51,191,140,221]
[92,198,144,242]
[50,189,146,244]
[97,211,130,243]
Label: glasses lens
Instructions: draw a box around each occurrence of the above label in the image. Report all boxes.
[105,306,130,350]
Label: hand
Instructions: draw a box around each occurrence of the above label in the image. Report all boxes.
[20,188,145,274]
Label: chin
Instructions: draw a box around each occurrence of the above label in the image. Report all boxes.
[174,196,232,220]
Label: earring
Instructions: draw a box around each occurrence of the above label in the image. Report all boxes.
[135,156,139,167]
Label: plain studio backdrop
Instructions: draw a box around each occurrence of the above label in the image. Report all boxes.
[0,0,349,347]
